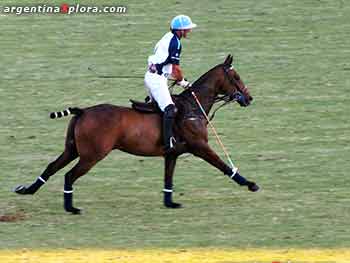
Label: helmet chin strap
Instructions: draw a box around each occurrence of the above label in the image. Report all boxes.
[174,30,183,39]
[180,30,184,38]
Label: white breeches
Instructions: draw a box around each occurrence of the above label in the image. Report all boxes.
[144,71,174,112]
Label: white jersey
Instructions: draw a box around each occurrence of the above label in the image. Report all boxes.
[147,32,182,78]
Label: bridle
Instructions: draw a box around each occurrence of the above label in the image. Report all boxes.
[208,65,245,120]
[176,64,248,121]
[221,65,244,101]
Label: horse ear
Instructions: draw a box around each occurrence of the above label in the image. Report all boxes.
[224,54,231,65]
[228,54,233,65]
[224,54,233,66]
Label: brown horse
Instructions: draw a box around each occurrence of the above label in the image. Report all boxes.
[14,55,259,214]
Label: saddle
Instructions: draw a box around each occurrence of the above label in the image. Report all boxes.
[130,99,162,114]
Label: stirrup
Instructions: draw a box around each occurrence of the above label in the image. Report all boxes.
[169,137,176,148]
[164,137,177,155]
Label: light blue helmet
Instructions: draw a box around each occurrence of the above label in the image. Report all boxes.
[170,15,197,30]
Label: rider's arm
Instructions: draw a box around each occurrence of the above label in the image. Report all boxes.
[172,64,191,88]
[171,64,184,81]
[168,37,191,88]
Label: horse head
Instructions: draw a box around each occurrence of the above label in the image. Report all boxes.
[219,54,253,107]
[180,55,253,115]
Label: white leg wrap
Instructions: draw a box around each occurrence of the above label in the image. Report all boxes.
[63,190,73,194]
[230,166,238,178]
[38,176,46,183]
[163,189,173,193]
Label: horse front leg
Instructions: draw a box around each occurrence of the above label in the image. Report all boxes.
[163,155,182,208]
[190,142,259,192]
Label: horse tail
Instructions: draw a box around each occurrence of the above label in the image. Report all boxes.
[50,107,83,119]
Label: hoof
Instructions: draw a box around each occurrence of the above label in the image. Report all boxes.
[248,182,260,192]
[65,207,82,215]
[164,202,182,209]
[13,185,28,195]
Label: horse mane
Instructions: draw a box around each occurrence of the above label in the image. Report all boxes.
[178,63,223,97]
[191,64,223,88]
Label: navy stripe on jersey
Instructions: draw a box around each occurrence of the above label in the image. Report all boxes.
[156,34,181,75]
[168,34,181,65]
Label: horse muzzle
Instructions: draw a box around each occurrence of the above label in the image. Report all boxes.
[233,92,252,107]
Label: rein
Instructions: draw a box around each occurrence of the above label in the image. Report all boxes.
[209,93,239,121]
[184,65,242,121]
[208,65,243,120]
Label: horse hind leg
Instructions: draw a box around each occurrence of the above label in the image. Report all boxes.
[63,158,98,214]
[14,148,78,195]
[14,116,79,195]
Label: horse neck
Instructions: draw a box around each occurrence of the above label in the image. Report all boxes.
[190,67,222,114]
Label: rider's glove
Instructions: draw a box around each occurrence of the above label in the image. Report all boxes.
[177,78,191,89]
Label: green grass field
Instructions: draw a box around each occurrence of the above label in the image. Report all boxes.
[1,0,350,253]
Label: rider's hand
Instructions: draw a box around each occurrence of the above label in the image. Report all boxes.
[177,78,191,89]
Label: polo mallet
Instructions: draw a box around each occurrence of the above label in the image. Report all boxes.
[88,66,144,79]
[191,91,238,174]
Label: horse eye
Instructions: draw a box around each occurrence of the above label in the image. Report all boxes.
[234,75,240,81]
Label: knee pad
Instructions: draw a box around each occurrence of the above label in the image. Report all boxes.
[164,104,178,118]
